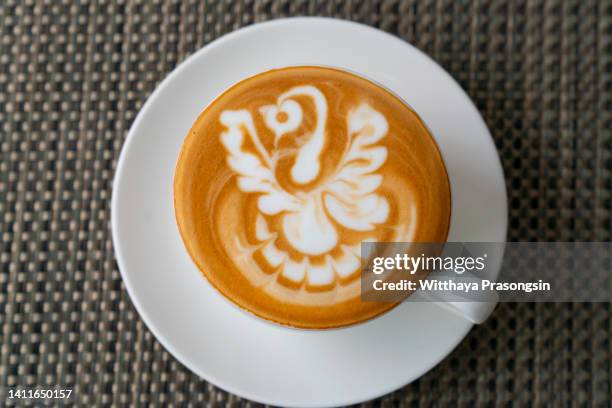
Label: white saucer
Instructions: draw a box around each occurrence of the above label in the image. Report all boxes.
[111,18,507,407]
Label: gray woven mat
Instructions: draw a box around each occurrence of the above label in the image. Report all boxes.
[1,0,611,406]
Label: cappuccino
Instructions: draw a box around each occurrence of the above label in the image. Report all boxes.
[174,66,450,328]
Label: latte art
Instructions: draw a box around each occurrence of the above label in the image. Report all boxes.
[174,66,451,328]
[220,85,394,287]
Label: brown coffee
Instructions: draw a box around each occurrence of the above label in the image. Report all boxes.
[174,66,450,329]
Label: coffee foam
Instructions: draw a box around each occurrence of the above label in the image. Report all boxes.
[174,66,451,328]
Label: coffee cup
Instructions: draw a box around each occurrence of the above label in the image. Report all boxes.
[174,65,462,329]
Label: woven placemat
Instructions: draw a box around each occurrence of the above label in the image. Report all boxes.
[1,0,610,406]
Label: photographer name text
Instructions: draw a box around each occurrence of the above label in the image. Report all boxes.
[373,279,551,293]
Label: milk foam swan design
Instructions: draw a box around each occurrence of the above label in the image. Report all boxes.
[220,85,390,287]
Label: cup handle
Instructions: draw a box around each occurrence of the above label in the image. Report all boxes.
[410,271,499,324]
[435,297,498,324]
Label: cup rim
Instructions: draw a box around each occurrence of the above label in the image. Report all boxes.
[173,64,452,331]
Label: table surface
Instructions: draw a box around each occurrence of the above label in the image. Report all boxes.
[0,0,611,406]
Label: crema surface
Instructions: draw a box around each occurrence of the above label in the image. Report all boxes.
[174,66,451,328]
